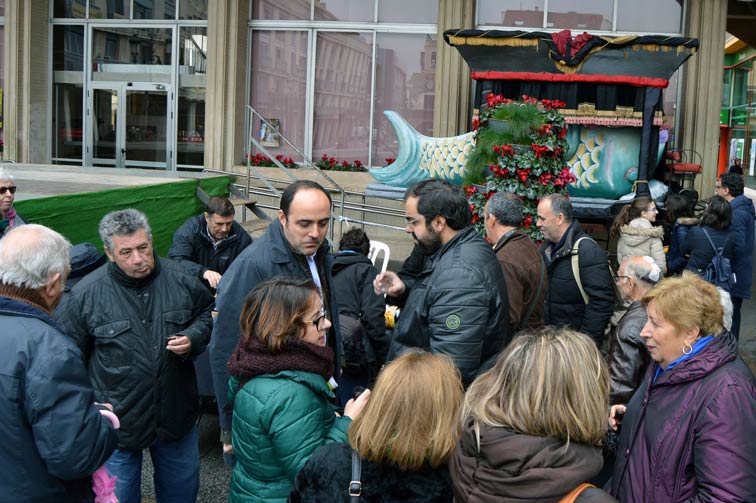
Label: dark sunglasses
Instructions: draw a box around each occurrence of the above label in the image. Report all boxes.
[0,186,17,195]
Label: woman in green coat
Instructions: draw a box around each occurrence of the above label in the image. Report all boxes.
[227,277,370,502]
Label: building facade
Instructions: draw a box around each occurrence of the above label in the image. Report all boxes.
[0,1,733,196]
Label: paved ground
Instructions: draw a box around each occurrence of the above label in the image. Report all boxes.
[7,164,756,502]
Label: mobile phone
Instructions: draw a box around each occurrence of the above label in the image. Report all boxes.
[352,386,366,399]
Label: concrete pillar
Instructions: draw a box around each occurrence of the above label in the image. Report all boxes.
[680,0,728,198]
[4,0,49,163]
[205,0,249,171]
[433,0,475,137]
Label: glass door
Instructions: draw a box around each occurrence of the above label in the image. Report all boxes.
[124,83,170,168]
[87,82,172,168]
[90,84,120,167]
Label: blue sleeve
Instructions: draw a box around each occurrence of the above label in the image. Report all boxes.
[26,339,118,479]
[210,257,264,430]
[168,219,206,279]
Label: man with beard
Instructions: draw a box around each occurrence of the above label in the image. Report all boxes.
[373,179,511,386]
[209,180,341,455]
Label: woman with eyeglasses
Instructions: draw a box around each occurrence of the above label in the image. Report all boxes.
[0,168,25,236]
[611,196,666,273]
[227,277,370,503]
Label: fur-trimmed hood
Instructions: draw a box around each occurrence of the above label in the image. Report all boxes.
[620,218,664,242]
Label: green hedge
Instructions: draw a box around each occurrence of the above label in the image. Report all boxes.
[13,176,230,255]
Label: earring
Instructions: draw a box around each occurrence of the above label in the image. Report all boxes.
[682,343,693,355]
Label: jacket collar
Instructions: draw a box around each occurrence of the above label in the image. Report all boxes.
[423,225,478,271]
[492,228,524,253]
[542,220,583,261]
[650,330,738,387]
[0,289,63,332]
[266,220,331,266]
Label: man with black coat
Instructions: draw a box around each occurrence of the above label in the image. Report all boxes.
[58,209,214,503]
[716,172,755,339]
[209,180,341,456]
[0,225,118,501]
[168,196,252,292]
[537,194,615,345]
[331,228,389,402]
[373,179,511,386]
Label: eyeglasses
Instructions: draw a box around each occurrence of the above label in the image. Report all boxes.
[0,186,17,195]
[404,215,424,227]
[304,313,327,330]
[614,274,631,282]
[643,207,658,213]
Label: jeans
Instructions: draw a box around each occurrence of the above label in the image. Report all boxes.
[104,426,200,503]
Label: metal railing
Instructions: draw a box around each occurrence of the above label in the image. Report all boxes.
[203,105,407,238]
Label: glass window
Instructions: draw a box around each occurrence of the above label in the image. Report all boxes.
[54,0,87,18]
[178,27,207,167]
[379,0,437,24]
[314,0,375,22]
[52,26,85,162]
[88,0,129,19]
[617,0,682,33]
[252,0,310,21]
[249,30,308,161]
[0,27,4,150]
[180,0,207,20]
[547,0,612,31]
[373,33,435,167]
[733,65,752,107]
[477,0,545,28]
[133,0,176,20]
[722,69,733,108]
[313,32,373,166]
[91,27,173,82]
[0,0,5,17]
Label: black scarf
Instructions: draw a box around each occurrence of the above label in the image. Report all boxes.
[107,252,161,289]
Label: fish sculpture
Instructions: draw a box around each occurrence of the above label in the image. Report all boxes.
[370,111,665,200]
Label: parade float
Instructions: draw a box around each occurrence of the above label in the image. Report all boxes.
[368,29,700,227]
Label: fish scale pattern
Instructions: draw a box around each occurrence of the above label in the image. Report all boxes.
[569,129,604,190]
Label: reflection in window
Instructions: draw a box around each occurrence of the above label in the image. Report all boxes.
[379,0,437,23]
[617,0,682,34]
[373,33,435,167]
[547,0,612,31]
[252,0,310,21]
[52,26,85,162]
[0,27,3,150]
[133,0,176,20]
[314,0,375,22]
[91,27,172,78]
[477,0,545,28]
[178,27,207,168]
[54,0,88,18]
[249,30,308,161]
[313,32,372,166]
[180,0,207,19]
[89,0,129,19]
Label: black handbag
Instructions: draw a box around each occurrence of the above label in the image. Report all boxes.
[349,449,362,502]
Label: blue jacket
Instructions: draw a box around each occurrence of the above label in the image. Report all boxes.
[0,293,118,502]
[728,195,755,298]
[209,221,341,430]
[665,217,698,274]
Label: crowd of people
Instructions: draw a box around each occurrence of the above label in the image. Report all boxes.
[1,168,756,503]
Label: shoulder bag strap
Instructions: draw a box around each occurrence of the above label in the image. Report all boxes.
[571,237,591,305]
[519,253,546,331]
[702,227,718,253]
[349,449,362,502]
[558,482,595,503]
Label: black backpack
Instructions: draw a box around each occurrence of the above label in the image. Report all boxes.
[701,228,735,291]
[338,313,376,374]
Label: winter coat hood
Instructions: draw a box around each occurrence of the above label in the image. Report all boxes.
[451,420,616,503]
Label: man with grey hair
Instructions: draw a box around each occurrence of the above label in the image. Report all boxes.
[484,192,545,330]
[0,225,117,499]
[537,193,615,344]
[58,209,213,503]
[607,255,659,405]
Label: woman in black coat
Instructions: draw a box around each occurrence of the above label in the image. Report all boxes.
[681,195,735,280]
[289,350,463,503]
